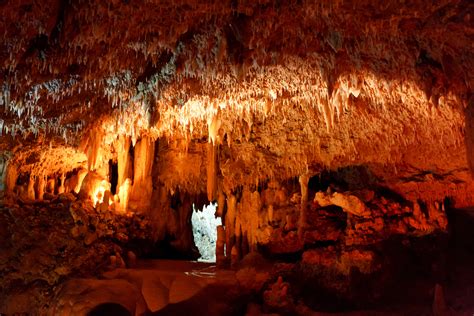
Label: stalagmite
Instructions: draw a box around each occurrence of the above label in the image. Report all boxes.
[99,190,111,212]
[129,136,155,211]
[37,174,46,200]
[238,188,261,253]
[117,135,132,189]
[432,284,447,316]
[79,171,111,206]
[235,212,243,257]
[58,173,66,194]
[225,194,237,258]
[46,177,55,194]
[216,225,226,268]
[27,174,36,200]
[65,168,88,193]
[230,245,239,269]
[116,178,132,213]
[298,173,309,239]
[206,143,218,202]
[216,189,225,217]
[74,169,88,193]
[4,161,18,197]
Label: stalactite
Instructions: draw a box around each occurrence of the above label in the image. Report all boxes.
[208,113,221,145]
[206,143,218,202]
[85,129,103,171]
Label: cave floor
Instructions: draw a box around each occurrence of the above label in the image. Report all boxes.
[51,259,241,315]
[1,194,474,315]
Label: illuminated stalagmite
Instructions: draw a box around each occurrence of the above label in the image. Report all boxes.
[129,136,155,212]
[117,135,132,190]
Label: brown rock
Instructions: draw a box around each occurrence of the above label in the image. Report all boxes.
[84,232,98,246]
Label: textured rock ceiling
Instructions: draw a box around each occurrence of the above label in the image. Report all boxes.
[0,0,473,191]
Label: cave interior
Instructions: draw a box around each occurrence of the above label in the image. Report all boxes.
[0,0,473,315]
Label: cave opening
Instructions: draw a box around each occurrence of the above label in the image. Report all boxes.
[191,202,221,262]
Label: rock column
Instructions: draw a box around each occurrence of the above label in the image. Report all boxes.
[129,136,155,211]
[117,135,132,190]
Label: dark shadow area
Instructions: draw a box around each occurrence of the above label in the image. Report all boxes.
[87,303,131,316]
[152,283,248,316]
[108,159,118,194]
[308,165,380,195]
[445,207,474,313]
[293,233,448,313]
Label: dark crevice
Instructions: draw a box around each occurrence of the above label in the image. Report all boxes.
[108,160,118,195]
[50,0,69,46]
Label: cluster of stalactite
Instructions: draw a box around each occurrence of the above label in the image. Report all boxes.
[0,126,466,265]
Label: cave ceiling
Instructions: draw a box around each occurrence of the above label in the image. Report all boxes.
[0,0,473,187]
